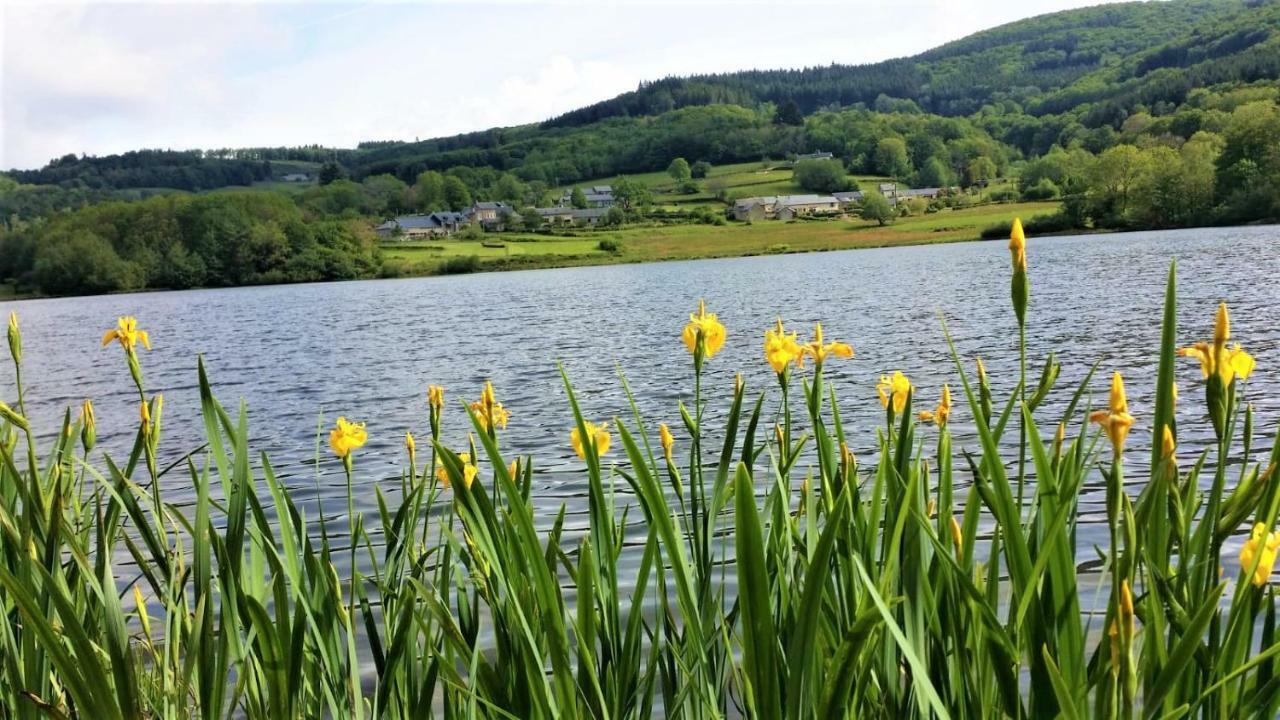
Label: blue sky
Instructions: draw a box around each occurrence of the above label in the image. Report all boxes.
[2,0,1127,170]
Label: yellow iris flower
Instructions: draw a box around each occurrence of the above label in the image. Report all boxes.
[405,431,416,461]
[1178,303,1255,384]
[659,423,675,461]
[797,323,854,370]
[763,319,802,374]
[571,421,612,459]
[101,316,152,353]
[918,384,952,426]
[1240,523,1280,587]
[436,452,477,489]
[876,371,913,413]
[428,385,445,412]
[1089,371,1135,454]
[1009,217,1026,271]
[682,300,726,359]
[329,417,368,459]
[470,381,511,431]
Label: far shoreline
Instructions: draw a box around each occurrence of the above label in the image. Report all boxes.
[5,218,1275,304]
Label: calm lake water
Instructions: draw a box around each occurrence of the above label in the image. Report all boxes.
[3,225,1280,580]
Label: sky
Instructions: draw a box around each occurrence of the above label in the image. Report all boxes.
[1,0,1130,170]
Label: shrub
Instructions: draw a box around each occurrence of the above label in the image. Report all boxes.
[596,238,623,253]
[438,254,481,274]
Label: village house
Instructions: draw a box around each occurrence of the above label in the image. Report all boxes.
[535,207,575,225]
[375,211,472,239]
[560,185,615,207]
[733,194,839,221]
[732,196,777,221]
[775,194,840,220]
[281,173,310,182]
[471,201,514,230]
[571,207,611,226]
[833,190,864,207]
[793,151,835,163]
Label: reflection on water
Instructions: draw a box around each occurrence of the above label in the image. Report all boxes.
[3,225,1279,582]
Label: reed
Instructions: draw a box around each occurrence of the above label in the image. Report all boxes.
[1,220,1278,719]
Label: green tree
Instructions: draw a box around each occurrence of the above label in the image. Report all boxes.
[493,173,526,203]
[414,171,446,212]
[793,159,852,193]
[604,206,626,226]
[1087,144,1151,224]
[318,161,347,186]
[691,160,712,179]
[611,178,651,210]
[520,208,544,230]
[965,157,997,187]
[859,193,894,226]
[774,99,804,126]
[915,156,954,188]
[873,138,912,179]
[667,157,691,183]
[443,176,473,211]
[361,174,409,215]
[570,187,588,209]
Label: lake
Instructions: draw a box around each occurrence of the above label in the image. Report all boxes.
[3,225,1280,579]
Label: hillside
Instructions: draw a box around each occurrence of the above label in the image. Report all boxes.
[550,0,1270,124]
[6,0,1280,195]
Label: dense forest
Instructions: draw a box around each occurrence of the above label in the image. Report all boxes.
[0,192,380,295]
[2,0,1280,297]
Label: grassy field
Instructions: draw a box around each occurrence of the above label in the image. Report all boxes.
[380,200,1062,274]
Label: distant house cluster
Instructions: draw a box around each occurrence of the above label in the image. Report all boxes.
[793,151,835,163]
[375,211,474,239]
[280,173,311,182]
[731,184,955,221]
[558,185,615,207]
[376,191,616,239]
[535,206,612,225]
[732,194,842,221]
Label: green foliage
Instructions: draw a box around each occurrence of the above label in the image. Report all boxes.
[437,254,481,274]
[793,159,852,193]
[603,207,626,226]
[0,191,379,295]
[596,238,623,252]
[873,137,912,178]
[570,187,588,209]
[774,98,805,126]
[859,192,894,225]
[667,157,691,182]
[691,160,712,178]
[318,160,347,186]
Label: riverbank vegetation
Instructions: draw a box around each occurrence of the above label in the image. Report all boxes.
[2,219,1279,718]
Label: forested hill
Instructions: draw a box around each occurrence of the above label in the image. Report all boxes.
[548,0,1278,125]
[5,0,1280,195]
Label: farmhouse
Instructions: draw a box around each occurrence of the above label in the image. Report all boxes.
[794,151,834,162]
[281,173,310,182]
[733,194,840,221]
[732,196,777,221]
[560,185,615,207]
[833,191,864,206]
[375,211,472,239]
[535,207,576,225]
[472,201,514,230]
[571,208,611,226]
[776,194,840,220]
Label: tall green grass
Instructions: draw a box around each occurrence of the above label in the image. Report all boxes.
[1,233,1279,719]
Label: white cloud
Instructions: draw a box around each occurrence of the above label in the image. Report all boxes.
[3,0,1127,170]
